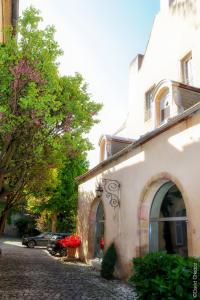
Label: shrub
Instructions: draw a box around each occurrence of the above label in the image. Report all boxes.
[15,216,40,237]
[129,252,200,300]
[101,243,117,280]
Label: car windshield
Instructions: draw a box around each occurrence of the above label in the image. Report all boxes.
[51,235,60,240]
[37,234,45,238]
[37,232,51,238]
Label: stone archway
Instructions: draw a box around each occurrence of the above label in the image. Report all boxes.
[138,173,192,256]
[88,199,105,259]
[149,181,188,256]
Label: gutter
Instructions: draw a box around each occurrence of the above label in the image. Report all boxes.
[77,102,200,183]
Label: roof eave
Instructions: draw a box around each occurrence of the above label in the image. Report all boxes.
[77,102,200,183]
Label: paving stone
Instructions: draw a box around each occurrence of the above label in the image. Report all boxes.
[0,237,136,300]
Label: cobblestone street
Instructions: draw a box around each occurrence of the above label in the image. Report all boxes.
[0,238,136,300]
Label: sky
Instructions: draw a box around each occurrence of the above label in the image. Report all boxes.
[19,0,160,167]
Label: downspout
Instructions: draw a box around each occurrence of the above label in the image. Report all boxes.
[12,0,19,34]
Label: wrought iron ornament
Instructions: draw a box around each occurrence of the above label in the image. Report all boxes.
[102,179,120,208]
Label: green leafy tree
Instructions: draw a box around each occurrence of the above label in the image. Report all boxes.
[27,153,88,232]
[0,7,102,233]
[49,153,88,232]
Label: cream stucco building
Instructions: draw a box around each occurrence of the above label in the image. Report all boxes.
[77,0,200,278]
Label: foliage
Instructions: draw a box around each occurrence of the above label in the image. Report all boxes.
[15,215,40,237]
[129,252,200,300]
[35,211,51,232]
[0,6,102,231]
[56,216,69,233]
[27,153,88,232]
[50,154,88,231]
[101,243,117,280]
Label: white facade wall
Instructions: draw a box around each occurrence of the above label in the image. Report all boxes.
[77,0,200,279]
[78,110,200,277]
[120,1,200,139]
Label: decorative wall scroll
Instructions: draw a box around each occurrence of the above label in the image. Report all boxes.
[102,179,120,208]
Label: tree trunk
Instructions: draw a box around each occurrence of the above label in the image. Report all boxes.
[0,208,9,235]
[0,173,5,194]
[0,139,18,194]
[0,191,23,235]
[51,212,57,232]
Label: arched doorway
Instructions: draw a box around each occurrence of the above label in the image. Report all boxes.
[149,181,188,256]
[94,201,105,258]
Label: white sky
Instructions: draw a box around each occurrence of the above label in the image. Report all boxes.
[19,0,159,167]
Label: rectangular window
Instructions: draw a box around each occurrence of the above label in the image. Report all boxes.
[145,87,154,121]
[181,52,193,85]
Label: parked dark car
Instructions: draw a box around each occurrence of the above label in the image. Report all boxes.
[47,240,67,257]
[22,232,69,248]
[47,233,71,256]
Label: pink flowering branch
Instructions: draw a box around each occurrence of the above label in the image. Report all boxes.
[10,58,46,113]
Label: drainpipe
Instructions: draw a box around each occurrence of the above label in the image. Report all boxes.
[12,0,19,34]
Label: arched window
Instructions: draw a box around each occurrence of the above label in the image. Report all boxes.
[154,84,171,126]
[94,201,105,258]
[149,182,188,256]
[159,90,170,124]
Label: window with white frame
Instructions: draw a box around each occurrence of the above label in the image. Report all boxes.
[145,87,154,121]
[181,52,193,85]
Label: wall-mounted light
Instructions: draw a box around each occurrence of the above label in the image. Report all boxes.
[95,184,103,198]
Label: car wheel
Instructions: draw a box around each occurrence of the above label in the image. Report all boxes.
[59,248,67,257]
[50,250,56,256]
[27,240,35,248]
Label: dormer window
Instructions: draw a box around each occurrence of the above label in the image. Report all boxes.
[99,135,134,162]
[160,91,170,124]
[145,87,154,121]
[181,52,193,86]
